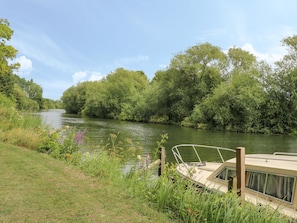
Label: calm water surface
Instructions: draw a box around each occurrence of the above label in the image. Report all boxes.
[40,109,297,163]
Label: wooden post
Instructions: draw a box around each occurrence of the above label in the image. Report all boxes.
[236,147,245,202]
[158,147,166,176]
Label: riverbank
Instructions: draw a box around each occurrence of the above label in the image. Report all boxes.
[0,143,174,223]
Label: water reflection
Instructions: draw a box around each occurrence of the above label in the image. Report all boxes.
[40,109,65,129]
[40,110,297,163]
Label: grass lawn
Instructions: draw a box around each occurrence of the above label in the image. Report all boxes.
[0,143,174,223]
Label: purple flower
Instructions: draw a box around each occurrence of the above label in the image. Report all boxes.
[74,129,87,145]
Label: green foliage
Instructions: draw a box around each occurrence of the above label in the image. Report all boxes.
[0,19,19,98]
[64,68,149,120]
[260,36,297,134]
[0,93,44,149]
[38,126,87,160]
[38,126,141,164]
[0,92,15,107]
[103,132,142,163]
[13,84,40,110]
[59,34,297,134]
[61,85,81,113]
[42,98,62,109]
[0,93,23,130]
[194,72,265,132]
[147,43,226,123]
[13,75,43,109]
[0,19,48,110]
[146,69,191,122]
[151,133,168,160]
[227,47,257,75]
[78,150,122,182]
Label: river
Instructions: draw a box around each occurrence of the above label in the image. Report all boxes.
[40,109,297,163]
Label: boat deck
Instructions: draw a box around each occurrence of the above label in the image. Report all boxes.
[176,161,297,219]
[176,162,228,192]
[172,144,297,218]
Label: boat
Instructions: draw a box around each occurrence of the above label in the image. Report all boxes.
[172,144,297,218]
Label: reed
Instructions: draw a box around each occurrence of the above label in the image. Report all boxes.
[21,113,43,129]
[78,150,123,184]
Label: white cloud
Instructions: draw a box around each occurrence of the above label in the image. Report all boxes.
[14,56,33,76]
[240,43,285,65]
[72,71,87,84]
[89,71,104,81]
[72,71,105,84]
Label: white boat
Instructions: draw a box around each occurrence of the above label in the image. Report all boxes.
[172,144,297,218]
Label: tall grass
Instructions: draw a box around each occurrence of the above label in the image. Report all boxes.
[0,94,45,149]
[78,150,123,184]
[0,128,42,150]
[122,168,291,223]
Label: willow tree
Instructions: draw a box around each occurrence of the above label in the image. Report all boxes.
[61,86,80,114]
[0,19,19,97]
[262,35,297,134]
[191,47,266,132]
[144,68,185,122]
[150,43,227,123]
[13,76,43,109]
[61,81,94,114]
[81,68,149,120]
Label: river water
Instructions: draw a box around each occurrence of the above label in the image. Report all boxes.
[40,109,297,163]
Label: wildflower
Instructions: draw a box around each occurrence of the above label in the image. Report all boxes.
[146,153,150,167]
[66,153,72,161]
[74,129,87,145]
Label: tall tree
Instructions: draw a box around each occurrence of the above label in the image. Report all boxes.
[0,19,19,97]
[190,47,266,132]
[228,47,257,72]
[77,68,149,119]
[61,86,80,114]
[101,68,149,119]
[262,35,297,134]
[193,72,265,132]
[151,43,227,123]
[14,75,43,109]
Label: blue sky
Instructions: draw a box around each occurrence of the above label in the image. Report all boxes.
[1,0,297,100]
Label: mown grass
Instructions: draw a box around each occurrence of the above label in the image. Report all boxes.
[0,143,175,223]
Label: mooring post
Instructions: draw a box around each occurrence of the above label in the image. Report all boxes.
[158,147,166,176]
[236,147,245,203]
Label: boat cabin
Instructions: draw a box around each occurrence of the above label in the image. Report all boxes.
[172,144,297,218]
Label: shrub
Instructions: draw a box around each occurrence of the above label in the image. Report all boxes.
[38,126,87,161]
[0,95,23,131]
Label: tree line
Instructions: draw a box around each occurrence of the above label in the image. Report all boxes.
[0,19,60,110]
[62,36,297,135]
[2,17,297,134]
